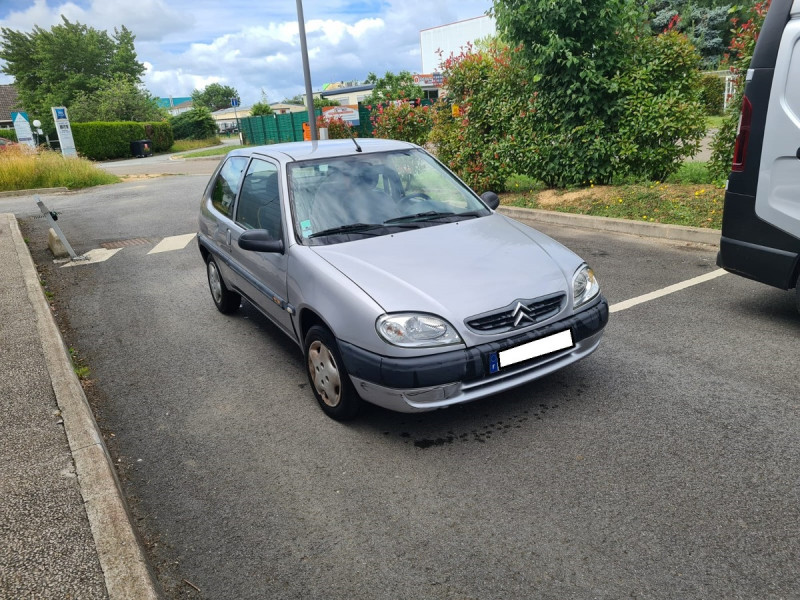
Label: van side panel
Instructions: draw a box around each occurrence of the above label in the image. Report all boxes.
[754,14,800,239]
[718,0,800,290]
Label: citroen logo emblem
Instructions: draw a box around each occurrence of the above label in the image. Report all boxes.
[512,302,536,327]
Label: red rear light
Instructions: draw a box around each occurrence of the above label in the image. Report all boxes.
[732,96,752,172]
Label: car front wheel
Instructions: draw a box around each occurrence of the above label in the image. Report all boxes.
[304,325,361,420]
[206,256,241,314]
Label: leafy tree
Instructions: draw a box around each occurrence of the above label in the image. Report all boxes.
[0,17,146,132]
[647,0,737,67]
[191,83,240,111]
[314,97,340,108]
[69,74,166,122]
[281,94,339,109]
[363,70,423,104]
[250,101,273,116]
[281,93,305,105]
[169,106,218,140]
[492,0,703,185]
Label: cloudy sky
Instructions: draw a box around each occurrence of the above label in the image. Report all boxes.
[0,0,492,105]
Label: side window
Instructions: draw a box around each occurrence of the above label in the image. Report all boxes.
[235,158,282,236]
[211,156,248,218]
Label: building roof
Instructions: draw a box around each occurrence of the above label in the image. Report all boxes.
[0,85,21,122]
[156,96,192,109]
[320,84,374,98]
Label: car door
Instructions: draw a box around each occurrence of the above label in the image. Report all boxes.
[755,2,800,238]
[229,157,294,337]
[206,155,249,288]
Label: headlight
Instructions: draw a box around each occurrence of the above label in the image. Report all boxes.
[573,265,600,309]
[376,313,463,348]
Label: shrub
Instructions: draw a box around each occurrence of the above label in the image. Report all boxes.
[71,121,173,160]
[317,115,352,139]
[614,31,707,182]
[0,129,18,142]
[169,107,217,140]
[370,101,432,146]
[429,42,534,192]
[699,73,725,116]
[709,1,771,182]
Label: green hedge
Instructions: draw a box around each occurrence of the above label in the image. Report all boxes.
[0,129,18,142]
[71,121,173,160]
[699,74,725,116]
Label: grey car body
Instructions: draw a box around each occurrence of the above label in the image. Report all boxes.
[198,138,608,418]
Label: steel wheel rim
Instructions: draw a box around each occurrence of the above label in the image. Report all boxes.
[208,261,223,305]
[308,340,341,407]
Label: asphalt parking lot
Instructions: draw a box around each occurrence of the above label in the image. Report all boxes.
[10,175,800,600]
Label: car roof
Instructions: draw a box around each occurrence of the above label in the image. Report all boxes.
[227,138,418,163]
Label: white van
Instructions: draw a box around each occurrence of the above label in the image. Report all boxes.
[717,0,800,312]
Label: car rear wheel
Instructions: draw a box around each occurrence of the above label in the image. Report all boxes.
[206,256,241,314]
[304,325,361,420]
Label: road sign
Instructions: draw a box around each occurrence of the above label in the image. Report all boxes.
[231,98,240,108]
[51,106,77,157]
[11,112,35,148]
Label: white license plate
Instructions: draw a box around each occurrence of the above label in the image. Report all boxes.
[498,329,574,369]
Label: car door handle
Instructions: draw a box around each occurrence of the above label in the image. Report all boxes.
[226,229,232,246]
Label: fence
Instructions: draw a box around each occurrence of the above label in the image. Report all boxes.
[239,99,434,146]
[239,109,322,146]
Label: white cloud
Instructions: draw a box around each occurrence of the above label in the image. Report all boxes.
[1,0,492,104]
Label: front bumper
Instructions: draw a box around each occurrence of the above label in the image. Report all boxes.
[339,297,608,413]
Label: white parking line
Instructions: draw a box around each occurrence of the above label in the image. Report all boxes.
[60,248,121,267]
[610,269,728,313]
[147,233,196,255]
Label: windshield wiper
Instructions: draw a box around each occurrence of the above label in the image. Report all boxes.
[383,211,482,224]
[308,223,385,238]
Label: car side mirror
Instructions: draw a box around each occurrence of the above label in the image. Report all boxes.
[238,229,284,254]
[481,191,500,210]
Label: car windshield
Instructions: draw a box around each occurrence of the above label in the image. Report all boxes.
[288,149,491,245]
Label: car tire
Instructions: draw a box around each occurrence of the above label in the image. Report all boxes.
[206,255,241,314]
[304,325,361,420]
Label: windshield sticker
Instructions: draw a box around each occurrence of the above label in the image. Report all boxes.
[300,220,313,238]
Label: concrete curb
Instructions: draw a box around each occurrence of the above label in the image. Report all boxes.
[498,206,721,246]
[0,187,68,198]
[3,213,161,600]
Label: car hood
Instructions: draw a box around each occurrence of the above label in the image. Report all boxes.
[310,214,576,326]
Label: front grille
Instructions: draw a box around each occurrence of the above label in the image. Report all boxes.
[466,293,566,333]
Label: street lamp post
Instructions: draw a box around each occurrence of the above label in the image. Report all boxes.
[296,0,318,143]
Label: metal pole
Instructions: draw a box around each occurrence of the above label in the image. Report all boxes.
[296,0,318,144]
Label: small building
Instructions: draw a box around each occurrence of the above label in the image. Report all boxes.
[319,84,375,106]
[0,84,21,130]
[167,100,194,117]
[420,15,496,74]
[211,105,252,133]
[270,102,308,115]
[156,96,192,111]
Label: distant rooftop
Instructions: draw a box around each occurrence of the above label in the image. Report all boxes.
[0,85,21,122]
[156,96,192,109]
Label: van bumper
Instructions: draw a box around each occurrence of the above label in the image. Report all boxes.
[717,236,798,290]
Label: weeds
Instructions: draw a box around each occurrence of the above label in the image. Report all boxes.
[0,145,119,191]
[68,347,91,380]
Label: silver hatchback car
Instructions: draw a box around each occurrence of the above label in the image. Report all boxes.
[198,139,608,420]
